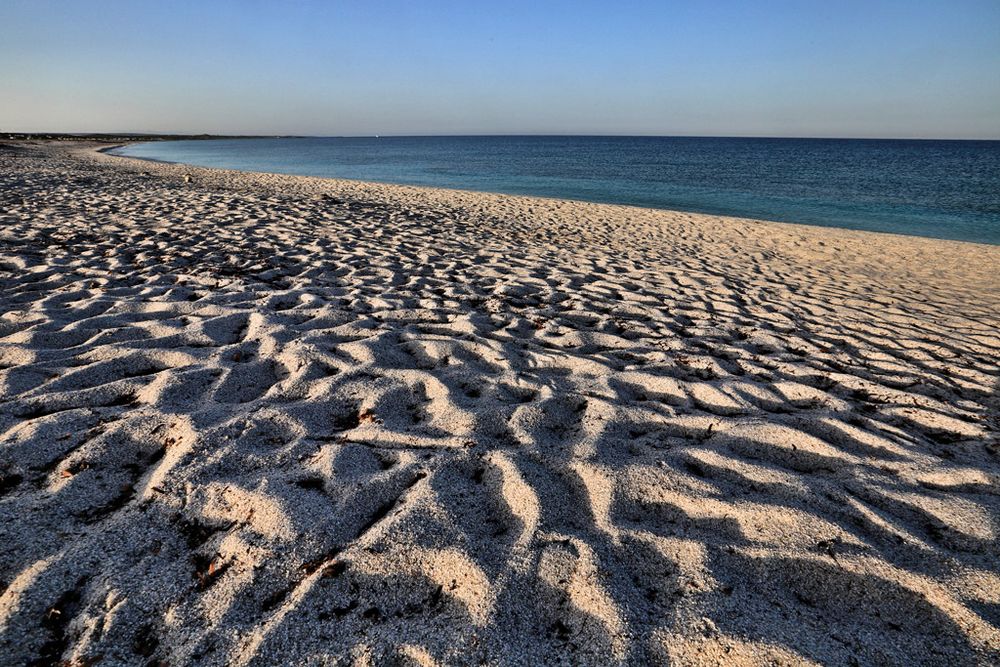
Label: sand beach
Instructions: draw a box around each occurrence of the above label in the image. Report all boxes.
[1,140,998,666]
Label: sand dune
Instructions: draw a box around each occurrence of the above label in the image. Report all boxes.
[1,141,998,666]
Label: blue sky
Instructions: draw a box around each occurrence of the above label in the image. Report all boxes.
[2,0,998,138]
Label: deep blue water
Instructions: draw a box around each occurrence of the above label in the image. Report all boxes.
[112,136,1000,244]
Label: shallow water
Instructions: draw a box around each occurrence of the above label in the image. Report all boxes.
[113,136,1000,244]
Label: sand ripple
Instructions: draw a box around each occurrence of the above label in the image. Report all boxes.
[0,141,998,666]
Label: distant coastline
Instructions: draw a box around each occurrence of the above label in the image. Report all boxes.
[1,132,302,143]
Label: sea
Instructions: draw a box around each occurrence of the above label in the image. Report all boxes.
[111,136,1000,245]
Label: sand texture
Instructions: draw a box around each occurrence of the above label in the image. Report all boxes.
[1,141,999,666]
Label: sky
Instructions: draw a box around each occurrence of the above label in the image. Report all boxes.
[2,0,999,139]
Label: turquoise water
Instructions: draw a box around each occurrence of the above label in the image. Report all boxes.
[113,136,1000,244]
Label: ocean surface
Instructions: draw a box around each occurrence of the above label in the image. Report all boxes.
[112,136,1000,244]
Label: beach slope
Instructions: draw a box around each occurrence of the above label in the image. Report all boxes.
[1,141,998,666]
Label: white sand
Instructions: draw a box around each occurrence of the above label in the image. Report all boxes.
[0,140,998,666]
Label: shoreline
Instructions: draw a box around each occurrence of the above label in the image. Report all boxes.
[99,141,1000,251]
[104,137,1000,247]
[1,141,998,666]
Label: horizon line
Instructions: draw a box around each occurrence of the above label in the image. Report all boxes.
[6,131,1000,142]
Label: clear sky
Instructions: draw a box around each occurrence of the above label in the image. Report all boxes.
[2,0,999,139]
